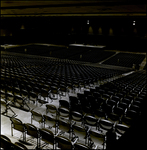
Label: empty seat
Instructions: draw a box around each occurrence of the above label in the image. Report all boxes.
[10,117,26,142]
[98,119,114,133]
[25,123,40,148]
[69,96,79,106]
[125,109,139,119]
[59,85,68,98]
[102,94,111,100]
[117,102,128,110]
[38,88,49,106]
[102,103,113,115]
[13,87,21,96]
[0,88,6,99]
[115,124,129,136]
[46,104,57,119]
[121,98,132,105]
[0,134,13,150]
[89,130,105,149]
[111,96,120,103]
[129,104,141,113]
[6,92,14,102]
[58,107,70,121]
[71,111,84,126]
[113,106,125,117]
[107,112,120,123]
[59,99,70,109]
[30,110,44,127]
[94,108,106,119]
[84,115,98,131]
[29,91,38,105]
[55,135,73,150]
[43,115,57,134]
[106,100,116,107]
[121,116,133,126]
[21,89,29,100]
[39,128,55,149]
[49,86,59,101]
[72,124,88,145]
[58,119,72,139]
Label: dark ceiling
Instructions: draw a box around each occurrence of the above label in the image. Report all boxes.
[1,0,147,17]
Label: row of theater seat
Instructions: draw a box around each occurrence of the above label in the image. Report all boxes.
[8,116,103,149]
[103,52,145,68]
[3,45,145,67]
[4,45,115,63]
[1,53,125,79]
[68,49,115,63]
[7,107,130,150]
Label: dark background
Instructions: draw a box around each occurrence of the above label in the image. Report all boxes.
[1,16,147,52]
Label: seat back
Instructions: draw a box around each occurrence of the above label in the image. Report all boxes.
[89,130,105,145]
[71,111,83,124]
[69,96,79,105]
[43,115,57,133]
[99,119,114,131]
[113,106,125,116]
[14,95,23,103]
[58,107,70,120]
[0,135,13,149]
[25,123,38,138]
[40,88,49,97]
[107,113,120,122]
[58,120,71,133]
[6,92,14,101]
[94,108,106,119]
[59,100,70,109]
[46,104,57,118]
[84,115,98,128]
[50,86,59,100]
[115,124,129,135]
[13,88,21,96]
[39,128,54,144]
[31,110,43,124]
[21,89,28,98]
[59,85,67,97]
[29,91,37,99]
[0,89,6,99]
[72,124,87,141]
[10,117,25,132]
[33,87,40,95]
[55,135,72,150]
